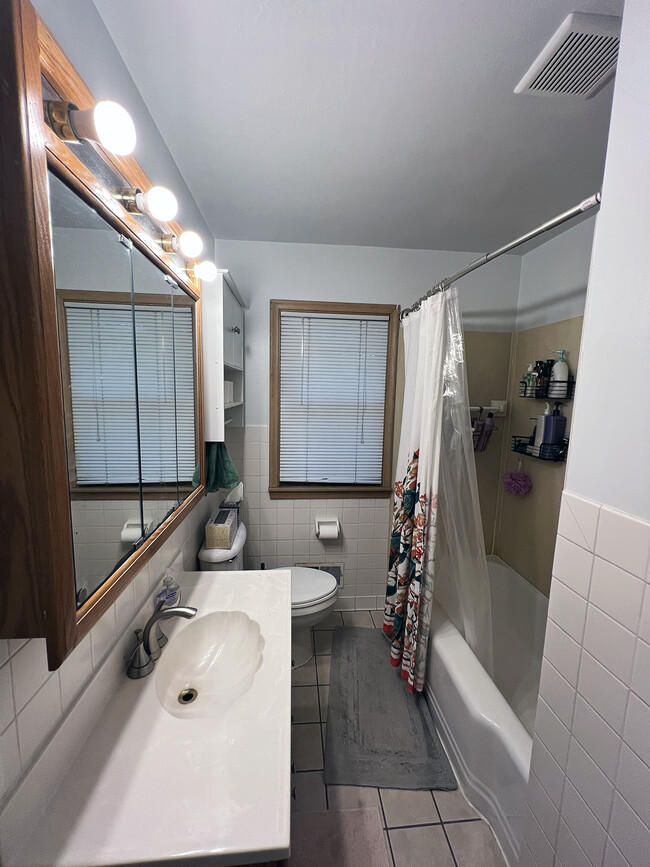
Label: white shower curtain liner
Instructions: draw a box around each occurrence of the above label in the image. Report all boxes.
[384,287,493,690]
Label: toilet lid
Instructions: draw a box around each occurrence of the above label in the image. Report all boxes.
[291,567,338,609]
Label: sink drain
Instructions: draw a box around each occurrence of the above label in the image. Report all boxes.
[178,687,198,705]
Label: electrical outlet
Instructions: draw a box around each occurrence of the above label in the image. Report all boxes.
[490,400,508,417]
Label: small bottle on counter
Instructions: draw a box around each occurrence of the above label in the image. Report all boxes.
[155,572,182,608]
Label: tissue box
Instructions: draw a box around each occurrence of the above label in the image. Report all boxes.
[219,498,241,527]
[205,509,238,549]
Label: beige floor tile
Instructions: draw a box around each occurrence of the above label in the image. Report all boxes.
[389,825,455,867]
[342,611,374,628]
[316,655,331,684]
[292,723,323,772]
[314,631,334,655]
[433,787,479,822]
[318,685,329,722]
[371,610,386,628]
[380,788,439,828]
[327,784,381,812]
[292,658,317,686]
[445,820,507,866]
[291,686,320,723]
[291,771,327,814]
[315,611,343,630]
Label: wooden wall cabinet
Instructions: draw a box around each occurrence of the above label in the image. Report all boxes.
[0,0,206,669]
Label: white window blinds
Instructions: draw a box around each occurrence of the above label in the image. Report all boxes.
[65,303,195,485]
[279,312,389,485]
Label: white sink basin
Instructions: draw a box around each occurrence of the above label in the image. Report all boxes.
[3,568,292,867]
[155,610,264,718]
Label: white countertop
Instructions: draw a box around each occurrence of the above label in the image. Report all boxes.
[12,569,291,867]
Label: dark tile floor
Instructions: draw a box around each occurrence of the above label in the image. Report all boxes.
[290,611,507,867]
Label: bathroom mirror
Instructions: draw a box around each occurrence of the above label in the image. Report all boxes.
[49,170,199,607]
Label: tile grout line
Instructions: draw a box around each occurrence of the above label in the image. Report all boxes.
[311,628,329,811]
[378,789,397,867]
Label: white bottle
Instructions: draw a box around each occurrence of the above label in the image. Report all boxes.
[155,572,181,608]
[533,402,551,448]
[549,350,568,398]
[525,363,536,397]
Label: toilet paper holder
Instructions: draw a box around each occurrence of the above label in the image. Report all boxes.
[314,518,341,540]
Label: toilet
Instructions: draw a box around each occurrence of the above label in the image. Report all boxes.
[198,521,339,667]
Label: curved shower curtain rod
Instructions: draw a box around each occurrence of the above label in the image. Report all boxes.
[400,192,601,320]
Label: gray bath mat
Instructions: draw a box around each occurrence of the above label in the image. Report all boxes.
[324,626,457,790]
[289,809,391,867]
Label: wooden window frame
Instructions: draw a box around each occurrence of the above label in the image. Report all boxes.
[269,299,399,499]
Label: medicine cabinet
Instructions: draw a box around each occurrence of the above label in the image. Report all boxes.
[0,0,206,668]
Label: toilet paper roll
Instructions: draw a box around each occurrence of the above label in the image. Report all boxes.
[315,518,340,540]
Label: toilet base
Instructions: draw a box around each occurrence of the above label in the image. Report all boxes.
[291,623,314,668]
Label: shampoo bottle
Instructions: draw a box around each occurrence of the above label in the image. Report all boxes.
[476,412,494,451]
[534,402,552,448]
[549,350,569,398]
[546,402,567,444]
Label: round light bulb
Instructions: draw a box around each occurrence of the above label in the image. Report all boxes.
[178,231,203,258]
[139,186,178,222]
[92,101,136,156]
[194,260,218,283]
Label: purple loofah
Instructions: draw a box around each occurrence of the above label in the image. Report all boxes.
[503,470,533,496]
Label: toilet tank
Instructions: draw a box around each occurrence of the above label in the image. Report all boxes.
[198,521,247,572]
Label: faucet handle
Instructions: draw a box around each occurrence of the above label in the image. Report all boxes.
[126,629,154,679]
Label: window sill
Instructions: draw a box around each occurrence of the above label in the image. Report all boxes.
[268,485,392,500]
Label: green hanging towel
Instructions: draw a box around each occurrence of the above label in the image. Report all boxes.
[192,442,240,492]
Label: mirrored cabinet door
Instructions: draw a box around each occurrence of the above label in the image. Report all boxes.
[131,246,180,536]
[49,171,143,607]
[172,281,199,506]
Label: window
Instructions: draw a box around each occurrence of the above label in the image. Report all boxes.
[270,300,399,498]
[61,299,195,488]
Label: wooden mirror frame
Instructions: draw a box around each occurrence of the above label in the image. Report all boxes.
[0,0,206,669]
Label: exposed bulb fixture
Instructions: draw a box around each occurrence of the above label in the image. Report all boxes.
[194,260,219,283]
[161,231,204,258]
[45,100,136,156]
[116,186,178,222]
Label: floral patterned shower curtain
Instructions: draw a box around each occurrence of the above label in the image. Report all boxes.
[383,292,446,693]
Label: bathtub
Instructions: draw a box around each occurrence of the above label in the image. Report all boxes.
[426,556,548,867]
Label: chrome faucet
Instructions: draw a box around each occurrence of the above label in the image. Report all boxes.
[127,600,197,679]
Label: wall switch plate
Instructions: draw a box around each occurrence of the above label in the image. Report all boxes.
[490,400,508,417]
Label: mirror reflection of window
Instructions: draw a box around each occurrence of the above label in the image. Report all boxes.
[48,171,199,608]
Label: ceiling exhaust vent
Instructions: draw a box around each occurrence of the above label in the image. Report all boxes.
[515,12,621,99]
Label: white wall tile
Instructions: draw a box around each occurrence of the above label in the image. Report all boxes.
[596,508,650,580]
[15,675,62,770]
[538,659,576,729]
[534,698,571,770]
[555,819,593,867]
[552,536,594,597]
[577,651,628,733]
[623,692,650,766]
[638,587,650,644]
[559,492,600,551]
[589,557,645,633]
[0,664,16,735]
[530,736,565,807]
[572,694,621,782]
[603,838,631,867]
[609,792,650,867]
[523,808,555,867]
[561,780,608,867]
[630,638,650,706]
[616,744,650,827]
[582,606,637,683]
[9,640,51,715]
[543,620,581,685]
[527,772,560,848]
[566,737,615,827]
[548,580,588,642]
[0,723,21,802]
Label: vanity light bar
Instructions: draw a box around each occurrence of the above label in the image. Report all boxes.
[45,99,136,156]
[116,186,178,222]
[160,231,204,259]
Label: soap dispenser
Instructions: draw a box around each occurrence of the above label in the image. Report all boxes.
[155,572,181,609]
[549,350,569,398]
[546,402,567,444]
[534,402,552,449]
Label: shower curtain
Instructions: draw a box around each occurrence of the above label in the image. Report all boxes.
[383,288,493,692]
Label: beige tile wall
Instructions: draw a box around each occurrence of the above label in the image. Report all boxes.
[495,317,583,597]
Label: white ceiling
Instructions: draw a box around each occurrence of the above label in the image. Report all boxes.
[92,0,623,252]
